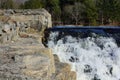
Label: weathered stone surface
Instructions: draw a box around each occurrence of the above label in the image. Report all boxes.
[0,9,52,43]
[0,32,55,80]
[0,33,76,80]
[0,9,76,80]
[52,55,76,80]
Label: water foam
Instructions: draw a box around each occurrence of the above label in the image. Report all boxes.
[48,32,120,80]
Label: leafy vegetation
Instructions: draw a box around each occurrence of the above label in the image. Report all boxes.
[0,0,16,9]
[23,0,43,9]
[0,0,120,26]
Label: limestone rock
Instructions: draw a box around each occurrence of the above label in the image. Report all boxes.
[52,55,76,80]
[0,9,52,43]
[0,34,76,80]
[0,9,76,80]
[0,35,55,80]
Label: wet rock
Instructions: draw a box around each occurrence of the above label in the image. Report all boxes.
[69,56,79,62]
[92,74,101,80]
[84,64,92,73]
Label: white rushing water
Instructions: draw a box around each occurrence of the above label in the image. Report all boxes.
[48,32,120,80]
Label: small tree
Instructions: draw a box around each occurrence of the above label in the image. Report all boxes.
[97,0,120,25]
[83,0,98,25]
[72,2,86,25]
[23,0,43,9]
[63,2,85,25]
[0,0,15,9]
[45,0,61,22]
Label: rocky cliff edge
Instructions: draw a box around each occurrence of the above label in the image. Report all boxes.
[0,9,76,80]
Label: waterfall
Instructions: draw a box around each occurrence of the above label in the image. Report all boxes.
[47,31,120,80]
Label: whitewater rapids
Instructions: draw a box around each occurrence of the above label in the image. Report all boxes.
[47,32,120,80]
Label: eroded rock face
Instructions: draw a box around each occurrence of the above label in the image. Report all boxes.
[0,9,52,43]
[0,9,76,80]
[0,36,55,80]
[52,55,76,80]
[0,22,18,43]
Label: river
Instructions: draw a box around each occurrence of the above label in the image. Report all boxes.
[46,27,120,80]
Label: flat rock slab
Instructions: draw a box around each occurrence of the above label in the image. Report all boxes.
[0,36,54,80]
